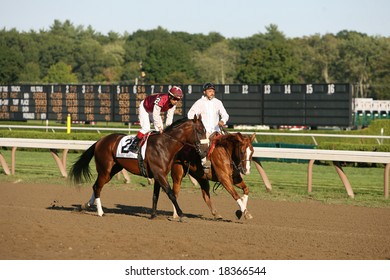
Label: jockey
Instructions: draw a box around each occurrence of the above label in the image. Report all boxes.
[187,82,229,170]
[128,86,183,153]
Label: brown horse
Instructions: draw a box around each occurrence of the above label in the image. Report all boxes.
[170,132,256,220]
[69,116,208,221]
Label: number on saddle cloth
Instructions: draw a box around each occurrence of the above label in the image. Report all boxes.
[116,136,138,158]
[121,137,133,154]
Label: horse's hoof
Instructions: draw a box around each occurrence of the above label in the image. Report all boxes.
[167,216,187,223]
[150,214,157,220]
[213,214,223,220]
[172,214,180,220]
[235,210,243,220]
[244,210,253,220]
[81,203,90,210]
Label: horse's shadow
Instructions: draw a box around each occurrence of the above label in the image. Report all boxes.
[46,203,236,223]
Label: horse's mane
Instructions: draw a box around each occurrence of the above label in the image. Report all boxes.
[215,133,240,146]
[164,117,189,133]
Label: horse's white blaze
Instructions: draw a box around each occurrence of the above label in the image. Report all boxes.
[245,147,251,174]
[95,198,104,216]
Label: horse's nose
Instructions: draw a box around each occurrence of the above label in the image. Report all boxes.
[200,147,208,158]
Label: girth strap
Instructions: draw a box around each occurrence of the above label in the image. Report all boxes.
[137,132,153,178]
[137,149,148,177]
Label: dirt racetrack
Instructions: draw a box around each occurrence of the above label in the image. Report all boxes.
[0,182,390,260]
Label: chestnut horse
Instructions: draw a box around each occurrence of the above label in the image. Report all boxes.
[69,116,208,221]
[171,132,256,220]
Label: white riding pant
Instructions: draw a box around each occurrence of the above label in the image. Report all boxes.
[139,100,158,134]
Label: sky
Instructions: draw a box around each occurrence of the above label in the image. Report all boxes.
[1,0,390,38]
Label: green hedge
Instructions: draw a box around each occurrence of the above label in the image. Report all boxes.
[318,142,390,152]
[0,130,106,140]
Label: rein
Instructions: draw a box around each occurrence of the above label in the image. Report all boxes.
[161,121,207,156]
[160,131,187,146]
[219,125,229,135]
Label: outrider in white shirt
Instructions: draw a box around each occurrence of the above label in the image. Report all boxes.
[187,96,229,136]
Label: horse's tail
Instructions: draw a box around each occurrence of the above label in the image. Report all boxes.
[69,142,96,184]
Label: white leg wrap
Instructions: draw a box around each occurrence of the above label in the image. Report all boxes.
[88,193,95,207]
[95,198,104,216]
[245,147,251,174]
[236,198,246,212]
[201,157,207,165]
[172,204,179,219]
[241,194,249,209]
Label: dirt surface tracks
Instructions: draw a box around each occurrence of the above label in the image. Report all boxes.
[1,182,390,260]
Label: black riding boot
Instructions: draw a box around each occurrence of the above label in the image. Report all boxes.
[128,136,141,153]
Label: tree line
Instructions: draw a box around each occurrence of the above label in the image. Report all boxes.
[1,20,389,99]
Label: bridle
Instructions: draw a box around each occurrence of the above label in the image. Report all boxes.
[191,121,209,157]
[232,145,247,174]
[219,126,250,174]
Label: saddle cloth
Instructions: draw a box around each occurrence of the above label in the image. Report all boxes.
[116,135,148,159]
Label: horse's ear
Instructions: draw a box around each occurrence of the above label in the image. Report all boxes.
[238,135,245,144]
[194,114,202,121]
[251,133,256,142]
[236,132,244,143]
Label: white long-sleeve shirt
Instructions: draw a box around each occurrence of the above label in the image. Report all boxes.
[152,104,175,130]
[187,96,229,134]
